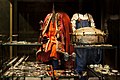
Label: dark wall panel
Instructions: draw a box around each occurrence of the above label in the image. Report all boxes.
[0,0,10,66]
[0,0,10,34]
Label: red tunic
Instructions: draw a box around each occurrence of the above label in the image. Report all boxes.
[37,12,74,64]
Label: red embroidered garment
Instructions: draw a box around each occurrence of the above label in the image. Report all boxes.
[36,12,73,63]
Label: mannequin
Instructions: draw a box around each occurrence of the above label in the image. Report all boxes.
[71,13,103,74]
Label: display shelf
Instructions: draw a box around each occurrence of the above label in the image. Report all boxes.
[74,44,118,68]
[87,65,120,80]
[0,42,81,80]
[73,43,118,80]
[1,41,42,63]
[2,41,42,46]
[0,56,82,80]
[0,57,54,80]
[74,44,114,49]
[0,41,44,79]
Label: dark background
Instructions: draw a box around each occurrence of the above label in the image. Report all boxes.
[0,0,120,70]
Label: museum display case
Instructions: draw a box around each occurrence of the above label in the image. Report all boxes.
[0,0,119,80]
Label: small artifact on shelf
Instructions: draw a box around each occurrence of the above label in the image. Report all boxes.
[3,61,53,77]
[89,64,119,75]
